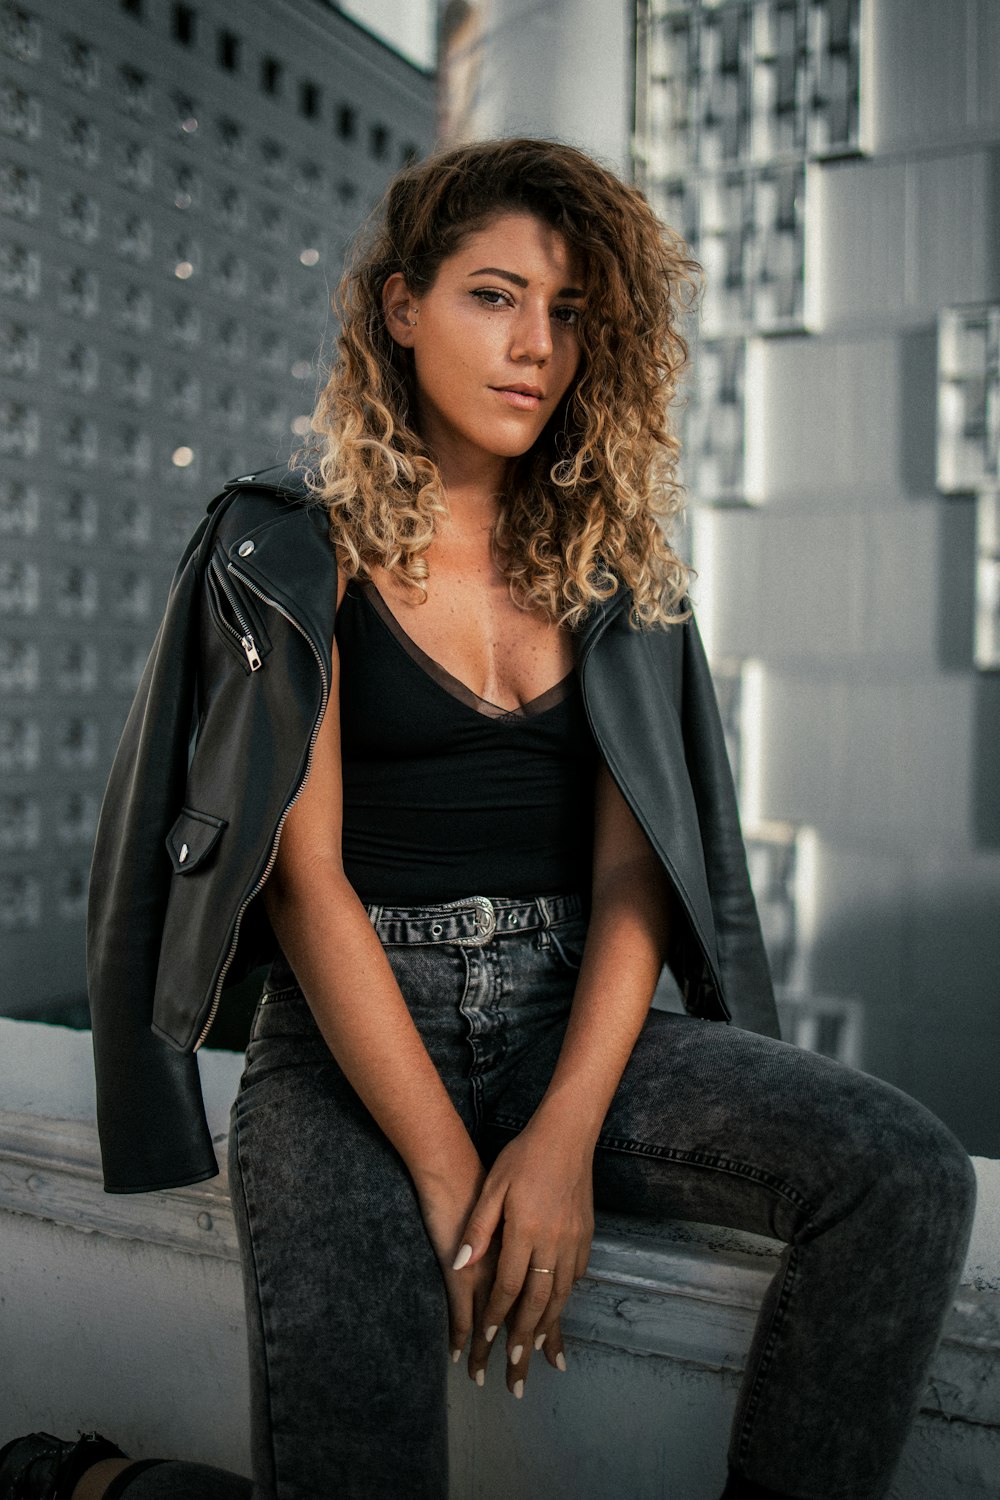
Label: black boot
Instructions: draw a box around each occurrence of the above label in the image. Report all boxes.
[0,1432,128,1500]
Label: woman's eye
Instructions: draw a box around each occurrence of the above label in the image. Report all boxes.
[553,305,581,327]
[471,288,510,308]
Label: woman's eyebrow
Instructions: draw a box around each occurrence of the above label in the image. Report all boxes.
[467,266,585,298]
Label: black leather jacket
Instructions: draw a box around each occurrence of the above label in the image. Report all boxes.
[87,462,778,1194]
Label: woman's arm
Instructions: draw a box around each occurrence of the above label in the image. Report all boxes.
[261,615,497,1360]
[455,759,673,1389]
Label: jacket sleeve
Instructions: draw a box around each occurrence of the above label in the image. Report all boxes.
[680,614,782,1039]
[86,514,220,1193]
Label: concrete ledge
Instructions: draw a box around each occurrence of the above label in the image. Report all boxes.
[1,1019,998,1497]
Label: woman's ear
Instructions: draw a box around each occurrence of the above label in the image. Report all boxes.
[382,271,418,349]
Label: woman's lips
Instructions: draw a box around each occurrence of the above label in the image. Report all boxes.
[491,387,542,410]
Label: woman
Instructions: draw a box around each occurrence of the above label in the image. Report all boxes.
[1,138,976,1500]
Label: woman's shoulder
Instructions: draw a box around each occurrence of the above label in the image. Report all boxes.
[206,462,331,552]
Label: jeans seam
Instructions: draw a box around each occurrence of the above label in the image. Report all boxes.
[733,1245,801,1472]
[234,1114,280,1496]
[457,945,484,1134]
[488,1123,818,1216]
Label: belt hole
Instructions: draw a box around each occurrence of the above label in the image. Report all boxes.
[431,923,443,936]
[508,913,519,927]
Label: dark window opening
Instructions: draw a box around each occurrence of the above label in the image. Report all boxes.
[336,104,356,141]
[120,0,143,16]
[217,29,240,71]
[299,80,321,119]
[261,56,282,95]
[369,123,389,160]
[172,3,196,45]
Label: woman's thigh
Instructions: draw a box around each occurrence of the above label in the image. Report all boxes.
[483,1006,973,1247]
[228,988,452,1500]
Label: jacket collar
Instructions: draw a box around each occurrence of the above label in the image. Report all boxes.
[223,461,313,501]
[573,586,632,666]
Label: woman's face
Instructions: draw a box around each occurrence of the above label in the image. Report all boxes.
[383,211,586,485]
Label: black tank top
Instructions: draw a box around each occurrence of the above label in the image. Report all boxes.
[335,579,598,904]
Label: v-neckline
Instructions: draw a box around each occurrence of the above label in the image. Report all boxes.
[358,579,575,721]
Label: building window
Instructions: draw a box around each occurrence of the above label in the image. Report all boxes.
[58,267,100,319]
[59,114,100,168]
[1,83,42,142]
[0,244,41,300]
[61,34,101,91]
[0,639,39,694]
[215,115,245,163]
[172,3,196,46]
[1,6,42,65]
[336,104,356,141]
[261,56,282,96]
[114,138,154,192]
[369,122,389,160]
[55,645,98,696]
[258,137,286,188]
[217,29,240,72]
[118,64,152,118]
[299,80,320,120]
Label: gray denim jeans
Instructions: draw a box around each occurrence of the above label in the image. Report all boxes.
[112,892,976,1500]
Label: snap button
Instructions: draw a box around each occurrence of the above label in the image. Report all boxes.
[179,842,189,863]
[238,539,255,557]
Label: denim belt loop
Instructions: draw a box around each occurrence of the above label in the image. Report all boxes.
[535,894,554,930]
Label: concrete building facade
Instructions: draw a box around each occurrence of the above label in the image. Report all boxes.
[0,0,435,1014]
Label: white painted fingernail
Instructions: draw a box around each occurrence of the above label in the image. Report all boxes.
[485,1324,499,1342]
[475,1368,485,1387]
[534,1332,547,1350]
[510,1343,523,1364]
[452,1243,473,1270]
[556,1351,567,1372]
[451,1347,462,1362]
[513,1378,524,1399]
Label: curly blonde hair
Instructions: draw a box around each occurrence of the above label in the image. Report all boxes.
[298,137,701,629]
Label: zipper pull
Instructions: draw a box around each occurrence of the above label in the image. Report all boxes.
[241,635,263,671]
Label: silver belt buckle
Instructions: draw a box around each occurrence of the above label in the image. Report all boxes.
[463,895,496,946]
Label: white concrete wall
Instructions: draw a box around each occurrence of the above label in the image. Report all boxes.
[1,1020,998,1497]
[460,0,631,173]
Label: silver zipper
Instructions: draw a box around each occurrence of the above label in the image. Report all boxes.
[210,557,263,672]
[577,663,731,1024]
[193,564,330,1050]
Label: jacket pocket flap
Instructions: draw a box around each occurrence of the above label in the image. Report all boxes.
[166,807,228,874]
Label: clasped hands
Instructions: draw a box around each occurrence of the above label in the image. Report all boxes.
[419,1111,596,1399]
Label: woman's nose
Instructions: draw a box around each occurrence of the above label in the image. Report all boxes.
[510,300,553,364]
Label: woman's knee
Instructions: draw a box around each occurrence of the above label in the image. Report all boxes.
[844,1077,978,1253]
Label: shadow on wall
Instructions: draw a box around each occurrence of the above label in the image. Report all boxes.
[899,327,939,502]
[812,887,1000,1159]
[973,674,1000,847]
[899,326,1000,848]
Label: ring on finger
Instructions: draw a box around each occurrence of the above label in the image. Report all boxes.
[527,1265,553,1274]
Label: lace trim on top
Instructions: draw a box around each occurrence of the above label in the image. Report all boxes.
[359,580,575,722]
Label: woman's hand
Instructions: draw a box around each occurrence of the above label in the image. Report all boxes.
[451,1113,596,1396]
[415,1162,505,1385]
